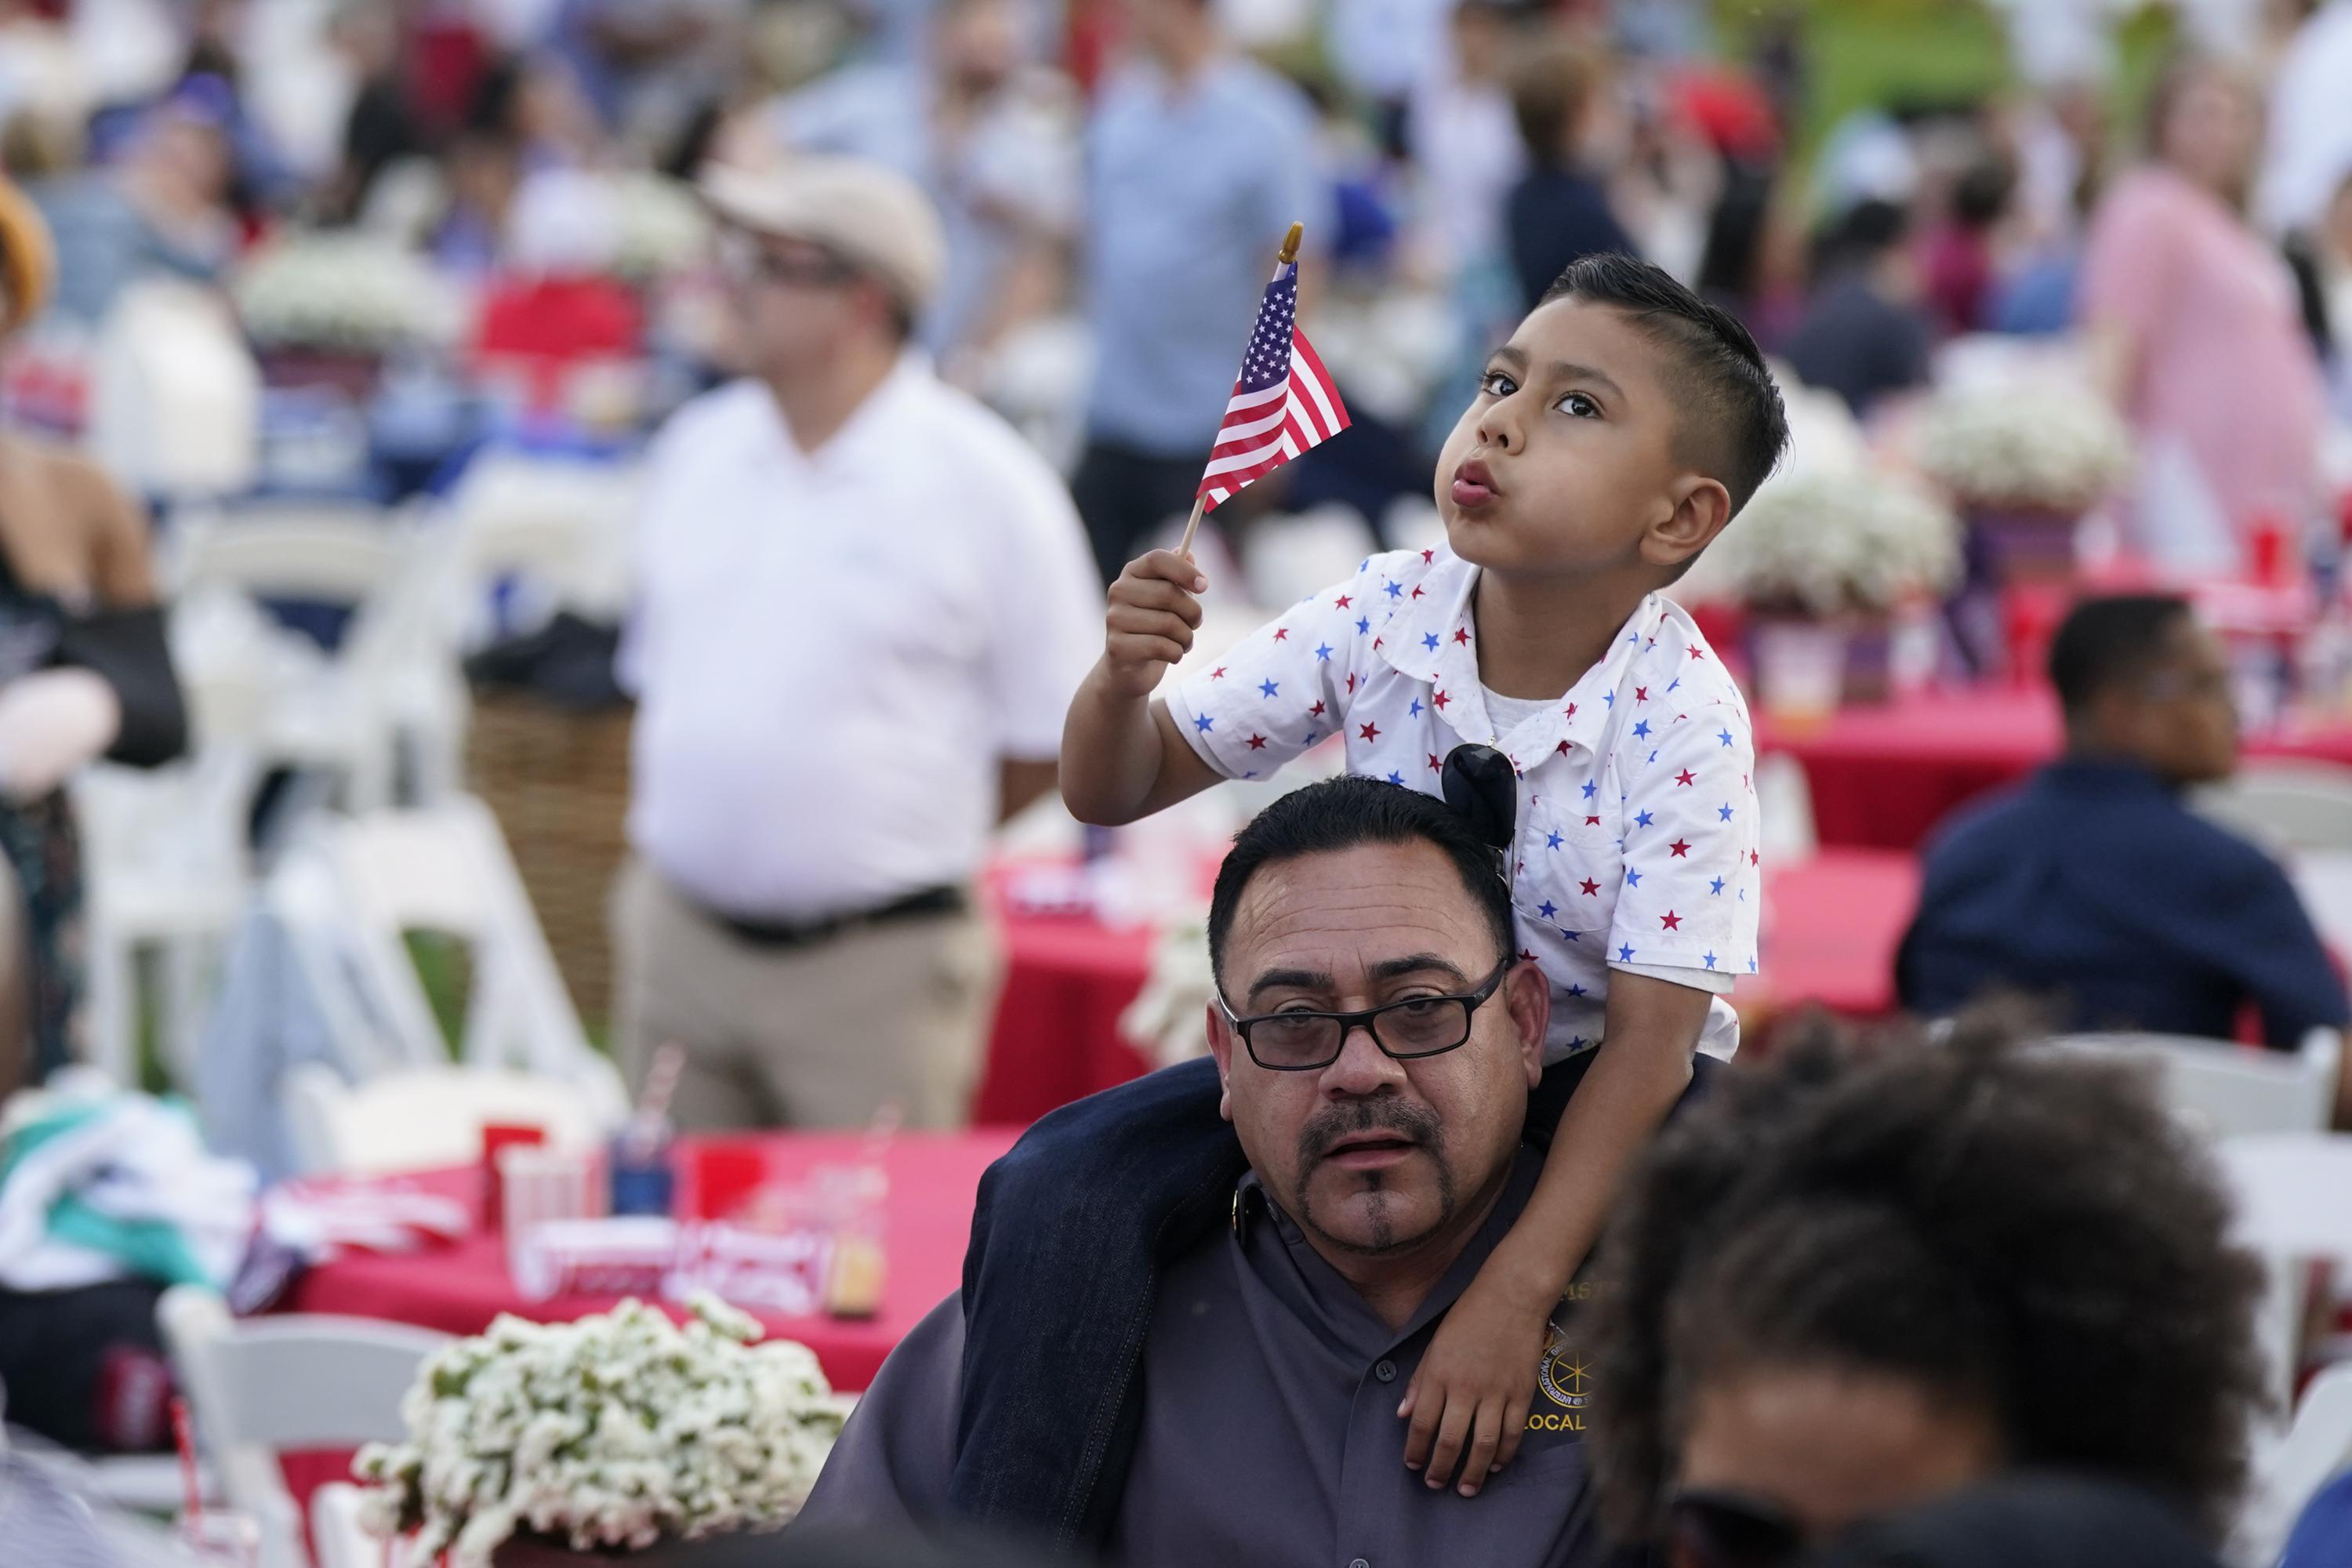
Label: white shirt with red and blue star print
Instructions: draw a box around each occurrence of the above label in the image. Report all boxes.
[1167,545,1759,1062]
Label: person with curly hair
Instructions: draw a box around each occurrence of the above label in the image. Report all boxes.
[1577,1015,2269,1565]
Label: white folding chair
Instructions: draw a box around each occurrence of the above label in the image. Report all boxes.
[158,1286,448,1568]
[2216,1134,2352,1416]
[287,795,628,1120]
[310,1481,380,1568]
[2198,760,2352,855]
[2043,1028,2343,1142]
[397,454,641,800]
[165,501,434,811]
[1754,751,1819,869]
[71,750,260,1088]
[312,1479,433,1568]
[284,1062,607,1177]
[2235,1360,2352,1568]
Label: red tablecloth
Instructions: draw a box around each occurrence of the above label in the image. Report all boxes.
[281,1130,1014,1393]
[1758,689,2352,851]
[970,853,1918,1128]
[975,898,1154,1125]
[1747,850,1918,1019]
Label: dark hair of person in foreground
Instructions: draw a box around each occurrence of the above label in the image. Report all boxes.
[1581,1010,2269,1548]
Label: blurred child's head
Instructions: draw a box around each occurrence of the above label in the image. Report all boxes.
[1436,252,1788,586]
[1508,34,1603,170]
[2147,53,2261,209]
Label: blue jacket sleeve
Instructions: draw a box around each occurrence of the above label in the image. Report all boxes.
[2222,852,2350,1047]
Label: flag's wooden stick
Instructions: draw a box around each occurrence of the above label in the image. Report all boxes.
[1179,221,1306,560]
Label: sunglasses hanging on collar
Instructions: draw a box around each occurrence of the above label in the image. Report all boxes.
[1440,743,1517,884]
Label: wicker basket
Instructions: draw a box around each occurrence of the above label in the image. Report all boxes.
[463,692,633,1029]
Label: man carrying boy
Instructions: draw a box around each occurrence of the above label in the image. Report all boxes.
[953,253,1790,1541]
[802,779,1618,1566]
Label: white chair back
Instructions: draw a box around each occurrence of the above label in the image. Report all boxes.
[285,1061,606,1177]
[168,501,416,605]
[2216,1134,2352,1411]
[71,751,260,1086]
[2236,1360,2352,1568]
[1755,752,1819,868]
[285,796,628,1119]
[166,501,437,811]
[310,1481,383,1568]
[2198,760,2352,855]
[441,452,638,625]
[2044,1028,2342,1142]
[159,1286,447,1568]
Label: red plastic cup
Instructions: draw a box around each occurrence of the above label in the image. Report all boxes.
[686,1145,769,1223]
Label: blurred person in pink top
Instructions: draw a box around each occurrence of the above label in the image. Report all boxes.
[2079,55,2326,572]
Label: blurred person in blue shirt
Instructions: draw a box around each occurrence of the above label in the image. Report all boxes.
[1898,595,2352,1120]
[1784,198,1932,417]
[1503,33,1638,311]
[1071,0,1332,585]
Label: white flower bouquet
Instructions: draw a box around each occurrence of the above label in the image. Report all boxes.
[1686,466,1962,617]
[1907,381,2133,515]
[233,231,463,354]
[356,1295,848,1566]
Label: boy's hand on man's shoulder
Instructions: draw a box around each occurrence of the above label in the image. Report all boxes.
[1100,550,1209,701]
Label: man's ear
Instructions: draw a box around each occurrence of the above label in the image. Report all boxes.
[1204,1000,1237,1123]
[1643,474,1733,572]
[1505,958,1548,1089]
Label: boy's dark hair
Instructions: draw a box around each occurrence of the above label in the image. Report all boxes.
[1206,777,1514,989]
[1583,1013,2267,1547]
[2049,594,2193,719]
[1540,253,1791,523]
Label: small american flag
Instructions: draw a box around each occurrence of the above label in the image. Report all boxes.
[1196,255,1350,512]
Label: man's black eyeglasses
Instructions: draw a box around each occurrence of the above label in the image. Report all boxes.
[1216,958,1514,1072]
[1665,1490,1807,1568]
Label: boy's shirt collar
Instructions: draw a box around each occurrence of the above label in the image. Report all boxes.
[1376,547,1668,767]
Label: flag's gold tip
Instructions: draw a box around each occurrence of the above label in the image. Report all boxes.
[1279,222,1303,263]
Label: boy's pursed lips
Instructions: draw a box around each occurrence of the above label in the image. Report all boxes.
[1450,458,1501,509]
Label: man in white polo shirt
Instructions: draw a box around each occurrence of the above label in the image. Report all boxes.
[612,156,1102,1130]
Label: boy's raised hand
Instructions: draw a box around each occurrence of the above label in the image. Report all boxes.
[1101,550,1208,700]
[1398,1262,1552,1497]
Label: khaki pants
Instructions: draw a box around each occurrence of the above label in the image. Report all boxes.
[609,857,1003,1131]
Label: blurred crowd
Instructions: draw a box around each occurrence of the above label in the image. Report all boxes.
[0,0,2339,575]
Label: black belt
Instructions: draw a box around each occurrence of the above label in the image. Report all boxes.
[702,884,966,950]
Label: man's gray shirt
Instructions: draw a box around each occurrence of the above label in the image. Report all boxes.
[797,1146,1609,1567]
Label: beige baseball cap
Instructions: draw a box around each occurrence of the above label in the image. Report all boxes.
[697,156,947,318]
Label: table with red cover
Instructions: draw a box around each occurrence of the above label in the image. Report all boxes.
[970,851,1920,1127]
[1756,688,2352,851]
[974,894,1156,1125]
[282,1129,1015,1393]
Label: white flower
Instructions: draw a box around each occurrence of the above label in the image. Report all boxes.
[233,231,463,353]
[356,1296,841,1566]
[1686,466,1962,616]
[1908,382,2133,514]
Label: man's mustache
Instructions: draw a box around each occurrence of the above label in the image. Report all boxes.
[1297,1097,1444,1168]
